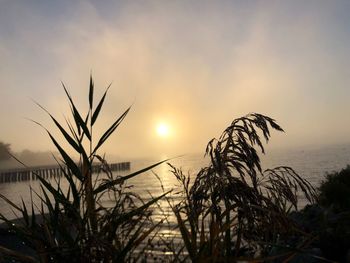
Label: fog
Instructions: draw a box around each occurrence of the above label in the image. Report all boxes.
[1,1,350,159]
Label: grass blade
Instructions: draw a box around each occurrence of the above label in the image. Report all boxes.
[62,82,91,140]
[94,159,169,194]
[93,106,130,154]
[89,74,94,111]
[32,100,81,153]
[91,83,111,126]
[46,131,83,181]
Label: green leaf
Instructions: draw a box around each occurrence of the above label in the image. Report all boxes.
[62,82,91,140]
[75,125,90,167]
[59,164,80,208]
[113,191,171,226]
[38,176,67,204]
[115,221,146,261]
[0,193,23,212]
[33,100,81,153]
[133,219,163,249]
[94,159,169,194]
[21,198,29,226]
[89,74,94,110]
[46,131,83,181]
[174,208,196,260]
[40,185,55,215]
[30,190,36,227]
[65,117,79,142]
[93,106,130,154]
[91,83,111,126]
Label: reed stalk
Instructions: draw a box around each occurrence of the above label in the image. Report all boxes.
[0,75,169,262]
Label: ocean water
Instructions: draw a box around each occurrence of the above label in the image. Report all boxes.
[1,143,350,221]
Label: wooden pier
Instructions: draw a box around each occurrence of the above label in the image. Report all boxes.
[0,162,130,184]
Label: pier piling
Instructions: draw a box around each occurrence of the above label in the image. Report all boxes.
[0,161,130,184]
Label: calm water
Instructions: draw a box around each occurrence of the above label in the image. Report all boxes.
[1,144,350,220]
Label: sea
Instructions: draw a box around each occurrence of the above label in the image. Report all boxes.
[1,144,350,220]
[0,143,350,259]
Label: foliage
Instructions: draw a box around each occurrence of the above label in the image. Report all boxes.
[291,166,350,262]
[281,166,350,263]
[289,204,350,263]
[318,165,350,212]
[0,76,168,262]
[317,166,350,261]
[0,141,11,161]
[169,113,318,262]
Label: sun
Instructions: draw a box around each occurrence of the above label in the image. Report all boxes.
[156,123,170,137]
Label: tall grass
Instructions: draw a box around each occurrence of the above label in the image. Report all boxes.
[0,76,169,262]
[0,76,320,262]
[169,114,317,262]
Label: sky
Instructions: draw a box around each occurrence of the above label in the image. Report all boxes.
[1,1,350,159]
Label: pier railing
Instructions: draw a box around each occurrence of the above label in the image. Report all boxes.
[0,162,130,184]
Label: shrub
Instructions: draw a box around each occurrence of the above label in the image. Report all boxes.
[288,166,350,263]
[315,166,350,262]
[318,165,350,212]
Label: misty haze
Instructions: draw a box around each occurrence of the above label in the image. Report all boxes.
[1,1,350,262]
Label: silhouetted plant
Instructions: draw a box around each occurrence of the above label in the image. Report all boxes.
[303,166,350,262]
[170,113,317,262]
[290,203,350,263]
[0,77,322,262]
[318,165,350,213]
[0,76,169,262]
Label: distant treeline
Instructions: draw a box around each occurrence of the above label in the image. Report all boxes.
[0,141,10,161]
[0,144,59,169]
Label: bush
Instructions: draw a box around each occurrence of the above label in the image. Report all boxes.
[316,166,350,261]
[288,166,350,263]
[318,165,350,212]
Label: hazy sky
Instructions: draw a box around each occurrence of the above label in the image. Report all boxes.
[1,1,350,159]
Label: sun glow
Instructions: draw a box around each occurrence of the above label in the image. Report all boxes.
[156,123,170,137]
